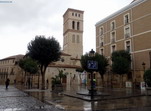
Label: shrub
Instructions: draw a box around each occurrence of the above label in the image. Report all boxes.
[144,69,151,87]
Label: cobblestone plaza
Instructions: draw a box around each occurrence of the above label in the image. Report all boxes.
[1,85,151,110]
[0,85,61,111]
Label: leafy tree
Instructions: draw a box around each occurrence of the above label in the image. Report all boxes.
[111,50,131,87]
[144,69,151,87]
[51,69,68,91]
[112,50,131,62]
[76,68,84,73]
[95,53,108,86]
[81,53,91,72]
[112,57,130,75]
[81,52,108,86]
[19,58,39,74]
[58,69,68,83]
[51,75,61,85]
[19,58,39,86]
[27,36,61,89]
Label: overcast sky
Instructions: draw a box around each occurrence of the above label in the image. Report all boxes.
[0,0,133,59]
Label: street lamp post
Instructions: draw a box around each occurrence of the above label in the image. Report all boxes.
[142,62,146,72]
[142,62,146,87]
[149,52,151,69]
[87,49,98,99]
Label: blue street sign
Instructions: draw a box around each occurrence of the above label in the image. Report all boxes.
[87,60,98,70]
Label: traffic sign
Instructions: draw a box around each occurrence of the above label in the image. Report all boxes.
[87,60,98,70]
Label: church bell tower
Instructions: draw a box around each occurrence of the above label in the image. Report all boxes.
[63,8,84,59]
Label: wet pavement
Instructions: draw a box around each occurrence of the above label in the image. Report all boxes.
[0,85,62,111]
[17,85,151,111]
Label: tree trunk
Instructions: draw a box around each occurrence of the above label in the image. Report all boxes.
[37,73,40,89]
[41,73,45,90]
[101,75,104,87]
[41,65,46,90]
[121,74,123,87]
[120,75,122,88]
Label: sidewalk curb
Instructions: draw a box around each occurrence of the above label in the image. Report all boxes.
[63,92,146,101]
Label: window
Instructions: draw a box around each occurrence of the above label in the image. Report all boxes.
[75,13,77,16]
[124,25,131,38]
[111,21,115,30]
[100,36,104,47]
[111,45,116,53]
[99,26,104,35]
[10,68,14,75]
[72,35,75,43]
[124,13,130,24]
[72,13,74,16]
[100,42,104,47]
[77,35,80,43]
[72,21,75,29]
[78,14,80,17]
[77,22,80,30]
[125,41,131,52]
[100,48,104,55]
[110,31,116,43]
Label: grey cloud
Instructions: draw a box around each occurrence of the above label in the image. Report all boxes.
[0,0,70,28]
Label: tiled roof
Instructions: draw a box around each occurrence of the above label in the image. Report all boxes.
[61,52,71,56]
[63,8,84,17]
[70,57,81,60]
[48,63,81,69]
[0,54,24,61]
[131,0,139,3]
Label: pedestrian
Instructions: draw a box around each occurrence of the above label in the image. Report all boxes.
[27,77,31,89]
[14,79,16,85]
[46,79,49,89]
[5,78,10,89]
[93,78,96,88]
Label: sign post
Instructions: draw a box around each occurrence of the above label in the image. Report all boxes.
[87,60,98,99]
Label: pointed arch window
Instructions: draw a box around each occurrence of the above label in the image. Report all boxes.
[77,35,80,43]
[72,35,75,43]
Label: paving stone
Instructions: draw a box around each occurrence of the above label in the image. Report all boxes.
[15,85,151,111]
[0,85,62,111]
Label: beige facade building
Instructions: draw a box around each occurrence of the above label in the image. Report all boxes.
[45,52,83,89]
[0,55,24,84]
[95,0,151,86]
[45,8,85,88]
[63,8,84,59]
[0,8,85,87]
[0,8,85,88]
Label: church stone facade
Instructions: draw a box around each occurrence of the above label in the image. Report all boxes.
[63,8,84,59]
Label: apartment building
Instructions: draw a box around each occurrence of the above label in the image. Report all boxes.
[0,54,24,84]
[95,0,151,85]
